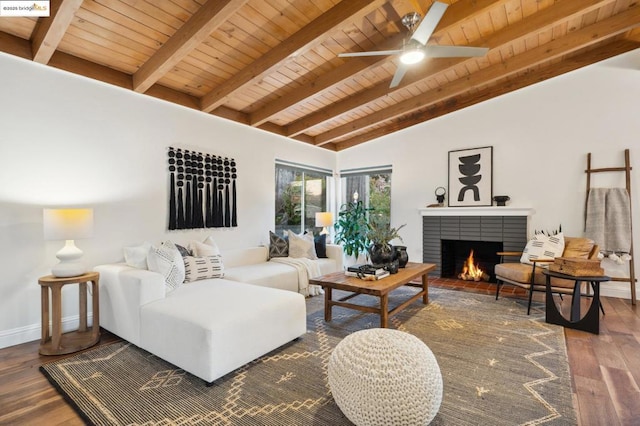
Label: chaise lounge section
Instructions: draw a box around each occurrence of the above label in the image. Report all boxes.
[95,243,343,383]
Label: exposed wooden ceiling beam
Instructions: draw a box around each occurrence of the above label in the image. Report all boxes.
[247,33,406,127]
[315,4,640,145]
[334,38,640,150]
[286,0,617,138]
[199,0,387,113]
[0,30,32,59]
[31,0,83,64]
[249,0,510,127]
[133,0,248,94]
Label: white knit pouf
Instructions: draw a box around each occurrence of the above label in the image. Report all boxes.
[328,328,443,426]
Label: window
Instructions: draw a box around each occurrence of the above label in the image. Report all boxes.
[275,160,331,235]
[340,165,392,226]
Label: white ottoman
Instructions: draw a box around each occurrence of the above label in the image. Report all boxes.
[328,328,443,426]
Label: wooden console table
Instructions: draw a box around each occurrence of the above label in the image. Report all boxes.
[38,272,100,355]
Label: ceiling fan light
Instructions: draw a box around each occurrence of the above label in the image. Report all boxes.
[400,49,425,65]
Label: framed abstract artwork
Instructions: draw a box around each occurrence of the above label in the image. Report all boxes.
[448,146,493,207]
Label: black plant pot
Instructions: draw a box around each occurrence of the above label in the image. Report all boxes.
[368,243,394,266]
[393,245,409,268]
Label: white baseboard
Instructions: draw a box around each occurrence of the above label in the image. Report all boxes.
[601,282,634,300]
[0,314,94,350]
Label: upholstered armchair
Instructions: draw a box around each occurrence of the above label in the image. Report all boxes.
[495,236,599,314]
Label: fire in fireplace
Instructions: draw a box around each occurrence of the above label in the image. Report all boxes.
[458,250,490,282]
[441,240,502,282]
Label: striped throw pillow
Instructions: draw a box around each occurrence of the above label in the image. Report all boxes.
[183,255,225,282]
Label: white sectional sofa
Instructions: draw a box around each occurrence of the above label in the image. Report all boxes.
[95,243,343,384]
[222,244,343,292]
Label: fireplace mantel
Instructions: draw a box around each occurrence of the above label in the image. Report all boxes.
[419,206,535,217]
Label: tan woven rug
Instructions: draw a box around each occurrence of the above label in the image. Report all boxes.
[40,287,576,425]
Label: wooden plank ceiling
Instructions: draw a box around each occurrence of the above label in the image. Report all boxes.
[1,0,639,151]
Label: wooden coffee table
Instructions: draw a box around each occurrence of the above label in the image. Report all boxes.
[309,262,436,328]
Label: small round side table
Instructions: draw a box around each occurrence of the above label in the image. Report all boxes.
[38,271,100,355]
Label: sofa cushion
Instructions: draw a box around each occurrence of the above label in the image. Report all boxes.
[287,230,318,260]
[183,255,224,282]
[269,231,288,258]
[224,262,299,292]
[147,241,185,291]
[562,237,595,258]
[496,262,575,289]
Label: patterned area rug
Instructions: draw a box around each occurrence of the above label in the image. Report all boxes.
[40,287,576,425]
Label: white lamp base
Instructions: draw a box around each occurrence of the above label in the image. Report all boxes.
[52,240,87,278]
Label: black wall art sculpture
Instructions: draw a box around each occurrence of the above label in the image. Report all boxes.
[448,146,493,207]
[168,147,238,230]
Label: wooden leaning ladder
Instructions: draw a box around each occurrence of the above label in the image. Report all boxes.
[585,149,636,305]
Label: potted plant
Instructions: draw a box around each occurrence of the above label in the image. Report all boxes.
[334,201,371,262]
[366,214,405,266]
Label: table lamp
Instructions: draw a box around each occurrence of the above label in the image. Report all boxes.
[315,212,334,237]
[43,208,94,278]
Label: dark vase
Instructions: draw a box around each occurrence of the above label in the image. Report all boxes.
[394,245,409,268]
[368,243,394,265]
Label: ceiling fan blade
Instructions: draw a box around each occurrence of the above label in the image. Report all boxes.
[410,1,448,46]
[339,49,404,58]
[424,45,490,58]
[390,64,409,88]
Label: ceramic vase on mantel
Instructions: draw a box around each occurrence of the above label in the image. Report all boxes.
[394,246,409,268]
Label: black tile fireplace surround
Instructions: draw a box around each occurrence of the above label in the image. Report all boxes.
[423,215,528,279]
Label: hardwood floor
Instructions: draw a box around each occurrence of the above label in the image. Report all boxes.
[0,278,638,425]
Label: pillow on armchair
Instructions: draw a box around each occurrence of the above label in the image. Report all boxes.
[520,233,565,265]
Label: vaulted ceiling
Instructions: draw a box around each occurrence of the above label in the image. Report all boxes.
[1,0,639,151]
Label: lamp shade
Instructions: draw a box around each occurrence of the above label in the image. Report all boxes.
[315,212,334,228]
[43,208,94,240]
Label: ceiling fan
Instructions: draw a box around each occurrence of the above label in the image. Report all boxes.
[339,1,489,88]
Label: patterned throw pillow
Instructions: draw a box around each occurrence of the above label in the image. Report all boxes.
[269,231,288,258]
[147,241,185,291]
[287,230,318,260]
[183,255,224,282]
[520,232,565,265]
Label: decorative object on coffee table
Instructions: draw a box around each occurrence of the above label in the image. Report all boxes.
[448,146,493,207]
[328,328,443,426]
[366,215,405,265]
[393,245,409,268]
[493,195,510,206]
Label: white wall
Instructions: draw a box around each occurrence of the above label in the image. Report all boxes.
[0,53,335,348]
[337,48,640,300]
[2,47,638,349]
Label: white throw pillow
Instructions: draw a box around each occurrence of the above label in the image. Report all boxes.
[287,230,318,260]
[147,241,185,291]
[189,236,221,257]
[520,232,565,265]
[123,242,152,269]
[183,255,225,282]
